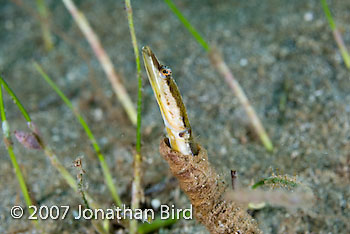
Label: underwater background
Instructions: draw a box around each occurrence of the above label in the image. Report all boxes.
[0,0,349,233]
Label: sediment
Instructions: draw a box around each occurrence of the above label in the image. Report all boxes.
[159,138,261,234]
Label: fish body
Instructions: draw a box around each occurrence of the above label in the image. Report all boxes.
[142,46,197,155]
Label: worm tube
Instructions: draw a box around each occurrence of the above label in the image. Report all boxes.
[159,138,261,234]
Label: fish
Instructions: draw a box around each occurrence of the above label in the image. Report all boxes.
[142,46,198,156]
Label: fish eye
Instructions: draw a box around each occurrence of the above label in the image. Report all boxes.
[159,66,172,78]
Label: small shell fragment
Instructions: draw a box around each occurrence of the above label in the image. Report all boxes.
[14,131,42,150]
